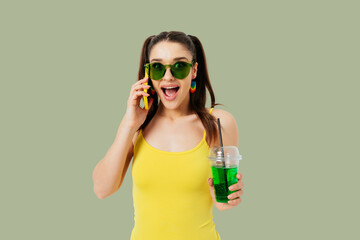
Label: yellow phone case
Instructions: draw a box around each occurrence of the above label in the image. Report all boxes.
[143,66,149,110]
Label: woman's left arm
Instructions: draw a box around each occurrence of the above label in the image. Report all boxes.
[207,109,244,211]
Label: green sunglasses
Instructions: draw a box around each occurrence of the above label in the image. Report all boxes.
[144,60,195,80]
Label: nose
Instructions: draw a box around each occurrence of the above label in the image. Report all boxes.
[162,66,175,80]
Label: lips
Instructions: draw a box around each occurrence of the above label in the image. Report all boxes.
[161,84,180,89]
[161,85,180,101]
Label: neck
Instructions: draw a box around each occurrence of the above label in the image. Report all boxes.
[157,96,193,120]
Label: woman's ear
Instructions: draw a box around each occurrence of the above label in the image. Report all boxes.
[192,62,198,79]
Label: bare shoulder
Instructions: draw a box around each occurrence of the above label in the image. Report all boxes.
[211,108,236,123]
[210,108,239,146]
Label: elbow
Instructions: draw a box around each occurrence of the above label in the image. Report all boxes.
[93,181,110,199]
[93,184,118,199]
[94,189,110,199]
[92,170,120,199]
[93,187,105,199]
[96,194,107,200]
[94,189,105,199]
[92,172,111,199]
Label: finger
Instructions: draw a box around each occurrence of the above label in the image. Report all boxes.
[229,181,244,191]
[138,77,148,83]
[132,93,150,108]
[135,91,150,98]
[235,181,244,190]
[229,182,242,191]
[131,78,148,92]
[131,84,150,97]
[227,198,242,206]
[130,91,149,103]
[237,173,243,180]
[139,77,149,85]
[228,190,243,200]
[132,84,151,93]
[208,178,214,187]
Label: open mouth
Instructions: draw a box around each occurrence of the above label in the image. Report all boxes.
[161,87,180,98]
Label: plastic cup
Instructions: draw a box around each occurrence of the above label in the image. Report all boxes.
[208,146,242,203]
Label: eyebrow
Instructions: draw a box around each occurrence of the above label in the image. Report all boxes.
[150,57,189,62]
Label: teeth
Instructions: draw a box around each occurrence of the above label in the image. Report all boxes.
[163,87,178,89]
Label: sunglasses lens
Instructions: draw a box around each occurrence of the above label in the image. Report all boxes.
[150,63,165,80]
[171,62,191,79]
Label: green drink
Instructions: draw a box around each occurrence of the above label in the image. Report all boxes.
[211,165,238,203]
[209,146,242,203]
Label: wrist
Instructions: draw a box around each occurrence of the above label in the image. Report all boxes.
[120,116,139,132]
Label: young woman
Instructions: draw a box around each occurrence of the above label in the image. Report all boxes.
[92,31,244,240]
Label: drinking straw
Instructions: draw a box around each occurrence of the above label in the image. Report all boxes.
[217,118,225,167]
[217,118,228,192]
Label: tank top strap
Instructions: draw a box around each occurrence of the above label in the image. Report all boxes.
[209,108,214,114]
[209,107,214,114]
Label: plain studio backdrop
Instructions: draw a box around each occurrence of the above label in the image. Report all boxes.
[1,0,358,239]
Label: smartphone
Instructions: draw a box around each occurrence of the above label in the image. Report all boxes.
[143,65,149,110]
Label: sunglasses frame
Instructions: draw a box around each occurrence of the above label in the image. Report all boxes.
[144,60,195,80]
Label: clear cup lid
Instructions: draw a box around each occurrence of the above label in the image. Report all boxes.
[208,146,242,161]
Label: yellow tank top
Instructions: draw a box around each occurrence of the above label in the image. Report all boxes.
[131,108,221,240]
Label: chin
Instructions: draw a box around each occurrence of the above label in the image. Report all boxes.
[160,101,179,109]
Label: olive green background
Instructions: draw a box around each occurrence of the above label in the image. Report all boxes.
[1,0,358,239]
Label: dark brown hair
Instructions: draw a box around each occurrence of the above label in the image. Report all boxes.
[137,31,223,145]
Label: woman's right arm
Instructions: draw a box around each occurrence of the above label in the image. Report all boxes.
[92,77,153,199]
[92,119,137,199]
